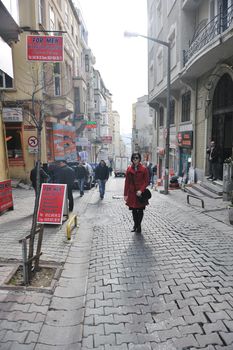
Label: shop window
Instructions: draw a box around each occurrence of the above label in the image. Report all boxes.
[5,124,24,161]
[181,91,191,122]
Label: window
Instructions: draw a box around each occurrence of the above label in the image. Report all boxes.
[0,70,13,89]
[49,6,55,31]
[159,106,164,127]
[65,1,69,27]
[167,0,176,15]
[181,91,191,122]
[5,124,23,161]
[38,0,45,25]
[168,26,176,69]
[170,99,175,125]
[156,0,163,35]
[54,63,61,96]
[85,55,89,72]
[157,48,163,83]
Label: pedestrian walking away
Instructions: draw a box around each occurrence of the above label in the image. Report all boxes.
[54,160,76,211]
[76,162,88,196]
[95,160,109,199]
[30,161,50,195]
[124,152,149,234]
[206,140,218,181]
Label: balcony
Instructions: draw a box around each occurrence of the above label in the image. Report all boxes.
[183,4,233,67]
[46,95,74,119]
[182,0,201,11]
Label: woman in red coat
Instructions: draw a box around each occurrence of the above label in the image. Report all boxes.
[124,152,149,233]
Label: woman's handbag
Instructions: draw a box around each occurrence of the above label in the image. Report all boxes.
[131,174,152,204]
[137,188,152,203]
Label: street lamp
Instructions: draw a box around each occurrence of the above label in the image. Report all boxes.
[124,31,171,195]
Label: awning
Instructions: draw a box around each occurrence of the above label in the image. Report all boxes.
[0,1,21,43]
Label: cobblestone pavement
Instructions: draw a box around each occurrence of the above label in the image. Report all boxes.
[0,178,233,349]
[80,179,233,350]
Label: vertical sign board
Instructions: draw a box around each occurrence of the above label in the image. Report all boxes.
[37,184,67,224]
[0,180,14,214]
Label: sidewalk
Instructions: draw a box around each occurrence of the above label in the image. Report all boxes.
[0,179,233,349]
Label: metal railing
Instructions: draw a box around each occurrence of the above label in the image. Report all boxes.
[183,4,233,65]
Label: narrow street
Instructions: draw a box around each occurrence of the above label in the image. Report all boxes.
[0,177,233,349]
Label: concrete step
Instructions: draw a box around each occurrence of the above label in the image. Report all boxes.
[190,183,222,199]
[200,180,223,197]
[184,186,205,198]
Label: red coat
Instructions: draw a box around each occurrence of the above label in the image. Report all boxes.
[124,163,149,208]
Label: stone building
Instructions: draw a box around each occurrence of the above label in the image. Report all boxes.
[148,0,233,181]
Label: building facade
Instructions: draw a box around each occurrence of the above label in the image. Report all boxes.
[0,0,21,181]
[1,0,120,182]
[148,0,233,181]
[132,95,154,162]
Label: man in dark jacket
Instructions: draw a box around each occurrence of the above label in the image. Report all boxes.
[30,162,49,194]
[95,160,109,199]
[76,162,88,197]
[206,140,218,181]
[54,160,76,211]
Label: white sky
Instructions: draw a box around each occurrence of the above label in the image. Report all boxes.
[77,0,148,134]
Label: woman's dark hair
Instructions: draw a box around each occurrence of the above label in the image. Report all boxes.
[131,152,141,162]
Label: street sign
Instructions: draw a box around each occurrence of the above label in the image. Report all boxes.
[28,136,38,147]
[37,184,67,224]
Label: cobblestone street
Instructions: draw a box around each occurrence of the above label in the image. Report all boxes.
[0,177,233,349]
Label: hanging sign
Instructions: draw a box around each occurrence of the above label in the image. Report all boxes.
[85,121,97,129]
[177,131,193,148]
[27,35,64,62]
[0,180,14,213]
[37,184,67,224]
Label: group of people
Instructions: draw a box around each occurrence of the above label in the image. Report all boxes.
[30,142,219,233]
[30,159,110,211]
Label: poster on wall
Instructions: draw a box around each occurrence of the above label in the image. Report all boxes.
[52,124,77,162]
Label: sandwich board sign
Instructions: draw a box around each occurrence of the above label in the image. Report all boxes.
[37,183,68,224]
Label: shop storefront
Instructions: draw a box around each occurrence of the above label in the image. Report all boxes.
[178,131,193,178]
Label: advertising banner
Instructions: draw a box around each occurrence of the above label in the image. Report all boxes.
[52,124,77,162]
[177,131,193,148]
[37,184,67,224]
[0,180,13,213]
[27,35,63,62]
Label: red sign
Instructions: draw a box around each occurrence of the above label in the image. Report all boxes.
[37,184,66,224]
[27,35,63,62]
[0,180,13,213]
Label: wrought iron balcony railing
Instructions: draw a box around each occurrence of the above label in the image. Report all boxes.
[183,4,233,65]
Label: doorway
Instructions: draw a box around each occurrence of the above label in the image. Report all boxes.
[212,73,233,179]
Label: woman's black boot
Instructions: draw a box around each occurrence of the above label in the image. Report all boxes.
[131,226,136,232]
[136,225,141,233]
